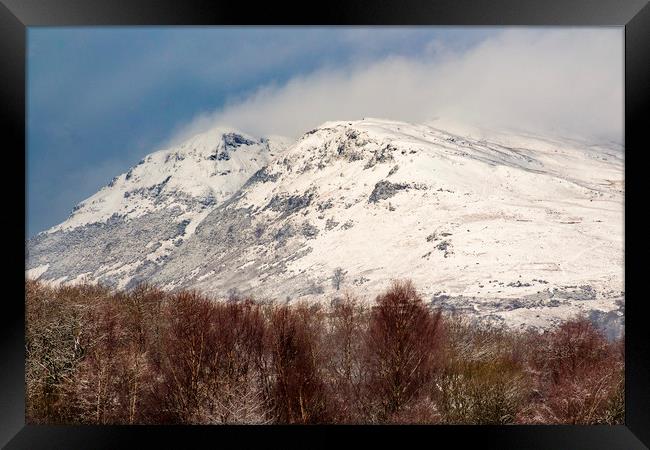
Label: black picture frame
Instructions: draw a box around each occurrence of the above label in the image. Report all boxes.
[3,0,648,448]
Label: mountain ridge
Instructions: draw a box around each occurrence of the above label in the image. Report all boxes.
[26,118,624,331]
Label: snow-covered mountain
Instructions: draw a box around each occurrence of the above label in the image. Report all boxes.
[27,128,292,289]
[26,118,624,331]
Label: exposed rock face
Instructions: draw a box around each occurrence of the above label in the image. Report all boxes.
[368,181,409,203]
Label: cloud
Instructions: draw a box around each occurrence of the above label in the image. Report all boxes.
[170,29,623,144]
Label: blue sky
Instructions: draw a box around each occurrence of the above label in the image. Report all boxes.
[27,27,622,237]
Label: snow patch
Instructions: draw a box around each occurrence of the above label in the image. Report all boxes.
[26,264,49,280]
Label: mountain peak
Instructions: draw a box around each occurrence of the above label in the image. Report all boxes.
[46,127,290,235]
[27,119,623,331]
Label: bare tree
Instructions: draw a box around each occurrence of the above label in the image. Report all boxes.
[363,280,444,422]
[522,317,624,424]
[25,279,625,426]
[268,303,331,423]
[332,267,346,291]
[325,293,369,422]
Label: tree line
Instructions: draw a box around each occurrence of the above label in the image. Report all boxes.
[25,279,624,424]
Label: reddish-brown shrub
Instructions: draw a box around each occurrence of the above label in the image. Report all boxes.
[204,299,271,424]
[153,291,219,423]
[521,317,624,424]
[267,303,331,423]
[324,293,369,422]
[24,280,625,425]
[363,280,444,422]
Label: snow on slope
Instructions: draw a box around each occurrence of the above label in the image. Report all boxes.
[27,118,623,331]
[146,118,623,331]
[26,128,292,289]
[50,128,290,233]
